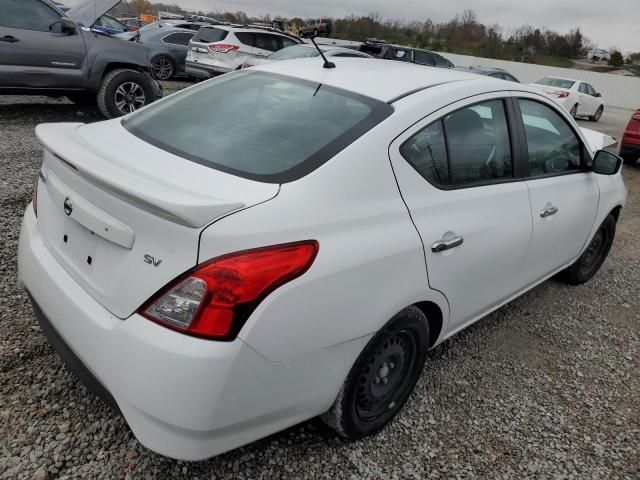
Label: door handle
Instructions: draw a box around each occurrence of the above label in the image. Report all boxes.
[0,36,19,43]
[431,235,464,253]
[540,206,558,218]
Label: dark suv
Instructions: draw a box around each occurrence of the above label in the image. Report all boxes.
[0,0,161,118]
[359,39,454,68]
[299,19,332,38]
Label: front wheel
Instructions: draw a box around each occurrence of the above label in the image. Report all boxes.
[97,69,158,119]
[559,214,616,285]
[322,306,429,439]
[590,105,603,122]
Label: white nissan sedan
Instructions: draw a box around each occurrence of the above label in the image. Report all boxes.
[19,58,626,460]
[529,76,605,121]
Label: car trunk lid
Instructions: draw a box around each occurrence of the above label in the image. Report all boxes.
[35,121,279,319]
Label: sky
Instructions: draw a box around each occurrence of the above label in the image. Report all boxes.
[155,0,639,53]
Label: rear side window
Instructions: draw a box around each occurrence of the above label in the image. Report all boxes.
[518,99,583,176]
[400,100,513,187]
[413,51,435,66]
[162,32,194,46]
[0,0,61,32]
[124,72,393,183]
[255,33,282,52]
[433,54,453,68]
[235,32,254,46]
[193,27,227,43]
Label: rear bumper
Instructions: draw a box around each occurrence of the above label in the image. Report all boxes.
[185,61,231,79]
[18,206,353,460]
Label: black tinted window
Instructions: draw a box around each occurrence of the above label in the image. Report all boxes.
[400,121,449,185]
[255,33,282,51]
[282,37,298,48]
[163,32,194,46]
[235,32,254,46]
[124,72,392,183]
[433,54,453,67]
[385,48,410,62]
[401,100,513,187]
[519,99,582,176]
[193,27,227,43]
[0,0,60,32]
[413,51,435,66]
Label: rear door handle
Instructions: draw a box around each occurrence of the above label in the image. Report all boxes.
[540,206,558,218]
[0,36,19,43]
[431,235,464,253]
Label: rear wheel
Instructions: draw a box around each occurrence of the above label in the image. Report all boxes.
[570,104,578,119]
[97,69,157,119]
[322,306,429,439]
[560,214,616,285]
[590,105,603,122]
[151,55,175,80]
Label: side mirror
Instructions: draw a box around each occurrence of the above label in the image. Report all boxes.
[50,18,77,35]
[593,150,622,175]
[595,92,602,98]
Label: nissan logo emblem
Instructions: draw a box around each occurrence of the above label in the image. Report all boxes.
[63,197,73,216]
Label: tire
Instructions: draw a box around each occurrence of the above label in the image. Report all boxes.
[97,69,157,119]
[151,55,175,80]
[313,28,318,37]
[569,104,578,119]
[322,306,429,440]
[560,214,616,285]
[590,105,604,122]
[66,93,96,106]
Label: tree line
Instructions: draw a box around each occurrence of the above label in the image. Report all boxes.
[115,2,635,67]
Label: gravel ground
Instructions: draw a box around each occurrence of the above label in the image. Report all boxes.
[1,86,639,479]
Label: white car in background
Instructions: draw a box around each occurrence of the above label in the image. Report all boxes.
[530,77,604,121]
[185,25,302,78]
[19,59,626,461]
[241,44,372,68]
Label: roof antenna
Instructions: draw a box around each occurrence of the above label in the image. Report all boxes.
[309,35,335,69]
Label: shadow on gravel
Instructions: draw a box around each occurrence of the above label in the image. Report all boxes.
[0,101,103,123]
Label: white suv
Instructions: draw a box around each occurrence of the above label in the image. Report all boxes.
[185,25,302,78]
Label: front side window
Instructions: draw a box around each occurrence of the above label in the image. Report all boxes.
[518,99,583,177]
[124,71,392,183]
[0,0,61,32]
[400,100,513,187]
[579,83,589,94]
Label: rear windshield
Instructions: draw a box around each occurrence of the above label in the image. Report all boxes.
[268,45,320,60]
[124,71,392,183]
[192,27,227,43]
[535,77,575,89]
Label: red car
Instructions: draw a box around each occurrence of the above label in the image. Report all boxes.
[621,108,640,165]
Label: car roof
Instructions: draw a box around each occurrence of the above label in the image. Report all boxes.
[252,58,521,103]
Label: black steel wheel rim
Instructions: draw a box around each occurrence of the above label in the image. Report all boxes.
[579,227,606,276]
[570,105,578,117]
[356,329,418,422]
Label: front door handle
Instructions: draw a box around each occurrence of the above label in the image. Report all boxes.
[431,235,464,253]
[540,206,558,218]
[0,36,19,43]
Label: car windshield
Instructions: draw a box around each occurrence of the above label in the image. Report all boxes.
[124,71,392,183]
[268,45,320,60]
[535,77,575,89]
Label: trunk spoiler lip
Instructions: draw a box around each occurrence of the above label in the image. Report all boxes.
[35,122,248,228]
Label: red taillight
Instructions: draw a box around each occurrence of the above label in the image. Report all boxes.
[208,43,240,54]
[554,91,570,99]
[139,241,319,340]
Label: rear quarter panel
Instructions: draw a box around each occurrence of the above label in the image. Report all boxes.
[197,119,449,363]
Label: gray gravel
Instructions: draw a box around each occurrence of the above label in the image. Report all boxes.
[1,86,639,479]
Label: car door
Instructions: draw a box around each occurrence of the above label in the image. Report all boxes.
[389,94,533,330]
[577,82,595,117]
[161,31,195,70]
[0,0,86,89]
[514,95,599,284]
[585,83,601,116]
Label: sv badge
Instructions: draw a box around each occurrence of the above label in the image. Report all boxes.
[144,254,162,267]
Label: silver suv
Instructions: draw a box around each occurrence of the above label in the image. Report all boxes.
[185,25,302,79]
